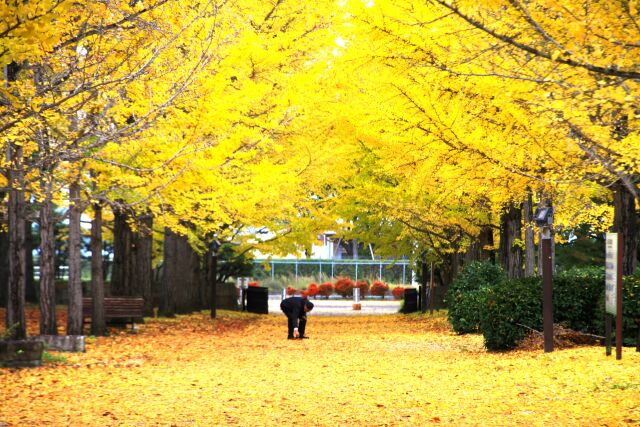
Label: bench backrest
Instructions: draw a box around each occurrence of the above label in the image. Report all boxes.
[82,297,145,317]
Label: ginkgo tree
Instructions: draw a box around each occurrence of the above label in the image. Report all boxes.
[321,0,636,279]
[1,0,350,333]
[1,0,266,337]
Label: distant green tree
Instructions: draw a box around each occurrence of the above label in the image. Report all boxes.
[217,244,254,284]
[555,225,606,271]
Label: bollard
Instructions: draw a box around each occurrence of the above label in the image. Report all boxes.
[353,287,361,310]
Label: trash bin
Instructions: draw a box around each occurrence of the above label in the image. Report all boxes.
[402,288,418,314]
[246,286,269,314]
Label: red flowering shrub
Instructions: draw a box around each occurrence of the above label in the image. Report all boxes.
[370,280,389,299]
[334,277,355,298]
[317,282,334,299]
[354,279,370,297]
[248,281,260,287]
[391,286,405,300]
[307,283,319,298]
[286,286,297,296]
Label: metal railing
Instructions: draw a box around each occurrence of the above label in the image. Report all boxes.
[253,258,414,284]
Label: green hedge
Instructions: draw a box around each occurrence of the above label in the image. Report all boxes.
[553,267,604,334]
[622,275,640,346]
[447,261,506,334]
[477,268,640,351]
[480,277,542,351]
[598,274,640,346]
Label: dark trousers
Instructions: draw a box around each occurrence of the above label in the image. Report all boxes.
[282,309,306,338]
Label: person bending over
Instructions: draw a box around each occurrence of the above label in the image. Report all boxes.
[280,296,314,339]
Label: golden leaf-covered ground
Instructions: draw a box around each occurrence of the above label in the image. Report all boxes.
[1,309,639,426]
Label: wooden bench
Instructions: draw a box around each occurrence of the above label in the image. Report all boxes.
[82,297,145,330]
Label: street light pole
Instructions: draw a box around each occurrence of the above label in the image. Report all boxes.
[535,206,554,353]
[541,231,554,352]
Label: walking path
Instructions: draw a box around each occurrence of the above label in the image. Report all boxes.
[268,297,401,315]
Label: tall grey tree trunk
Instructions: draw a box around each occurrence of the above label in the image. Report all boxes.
[0,193,8,307]
[111,208,153,316]
[159,227,176,317]
[613,182,638,275]
[208,250,217,319]
[7,143,27,340]
[464,226,495,264]
[523,193,536,277]
[25,220,37,303]
[173,232,203,313]
[66,181,83,335]
[39,179,58,336]
[5,62,27,340]
[134,213,154,316]
[159,228,203,315]
[90,202,107,336]
[499,204,523,278]
[111,207,134,296]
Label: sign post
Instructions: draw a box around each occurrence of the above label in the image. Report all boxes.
[605,233,623,360]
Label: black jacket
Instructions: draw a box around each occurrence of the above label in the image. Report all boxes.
[280,296,308,328]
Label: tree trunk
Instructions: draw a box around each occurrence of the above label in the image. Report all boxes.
[134,213,154,316]
[420,253,428,314]
[66,181,83,336]
[4,62,26,339]
[499,204,523,278]
[39,182,58,336]
[25,220,37,303]
[209,252,217,319]
[111,207,134,296]
[464,226,495,264]
[160,229,203,314]
[523,193,536,277]
[174,233,203,313]
[7,143,27,340]
[112,209,153,316]
[481,226,496,264]
[613,182,638,275]
[464,240,481,264]
[0,197,8,307]
[159,227,176,317]
[90,203,107,336]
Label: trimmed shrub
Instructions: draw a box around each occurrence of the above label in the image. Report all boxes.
[334,277,355,298]
[553,267,604,333]
[622,274,640,346]
[597,273,640,345]
[370,280,389,298]
[553,268,640,343]
[447,261,506,334]
[391,286,405,300]
[479,277,543,351]
[477,268,640,351]
[354,279,370,297]
[317,282,334,299]
[307,283,319,298]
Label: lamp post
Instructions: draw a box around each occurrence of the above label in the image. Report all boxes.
[210,239,220,319]
[420,251,428,314]
[534,206,554,353]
